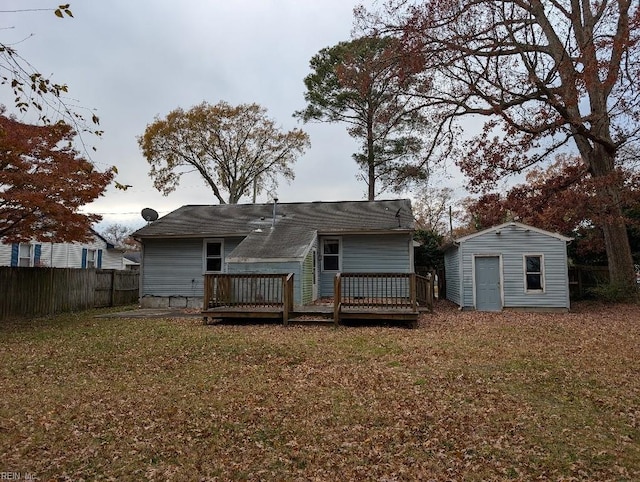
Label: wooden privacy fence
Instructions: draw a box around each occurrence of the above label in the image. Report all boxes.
[568,265,610,299]
[415,273,434,309]
[0,267,139,320]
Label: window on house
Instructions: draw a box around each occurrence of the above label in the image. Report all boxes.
[18,243,32,267]
[322,239,340,271]
[205,241,223,272]
[86,249,97,268]
[525,255,543,291]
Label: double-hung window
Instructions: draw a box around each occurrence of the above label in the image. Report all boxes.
[204,240,223,273]
[322,238,340,271]
[18,243,32,267]
[86,249,97,268]
[524,255,544,291]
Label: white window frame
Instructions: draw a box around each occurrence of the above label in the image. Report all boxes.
[523,253,545,293]
[18,243,33,267]
[203,239,224,274]
[86,249,97,269]
[321,237,342,272]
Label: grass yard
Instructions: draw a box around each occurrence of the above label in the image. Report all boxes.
[1,302,639,481]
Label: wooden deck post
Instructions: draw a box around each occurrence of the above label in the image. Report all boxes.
[333,273,341,325]
[410,273,418,312]
[203,275,211,309]
[283,273,293,326]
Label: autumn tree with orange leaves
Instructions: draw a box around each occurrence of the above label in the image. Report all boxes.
[462,155,640,264]
[140,101,309,204]
[361,0,640,292]
[0,111,113,243]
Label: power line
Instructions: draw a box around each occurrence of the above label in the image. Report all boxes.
[83,211,171,216]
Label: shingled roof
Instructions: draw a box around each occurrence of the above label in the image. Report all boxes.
[133,199,414,238]
[133,199,414,262]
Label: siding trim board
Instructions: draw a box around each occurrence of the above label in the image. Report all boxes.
[455,221,572,243]
[228,257,306,263]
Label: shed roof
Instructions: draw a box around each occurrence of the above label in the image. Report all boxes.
[133,199,414,239]
[226,224,318,262]
[453,221,573,244]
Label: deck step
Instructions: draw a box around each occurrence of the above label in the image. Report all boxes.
[288,310,334,324]
[287,317,335,324]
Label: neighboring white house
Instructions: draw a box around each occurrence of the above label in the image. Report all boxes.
[0,231,125,270]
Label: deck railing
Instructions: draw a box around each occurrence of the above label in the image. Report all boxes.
[203,273,294,313]
[335,273,416,309]
[333,273,433,322]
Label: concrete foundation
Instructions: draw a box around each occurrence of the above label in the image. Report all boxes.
[140,295,204,310]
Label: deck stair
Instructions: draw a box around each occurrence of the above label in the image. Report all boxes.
[287,305,334,324]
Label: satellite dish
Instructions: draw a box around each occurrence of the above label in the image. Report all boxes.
[141,208,159,222]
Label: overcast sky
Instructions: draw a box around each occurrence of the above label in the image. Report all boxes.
[2,0,470,231]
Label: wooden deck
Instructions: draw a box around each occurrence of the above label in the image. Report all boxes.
[202,272,433,327]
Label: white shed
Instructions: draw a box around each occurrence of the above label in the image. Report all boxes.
[443,222,572,311]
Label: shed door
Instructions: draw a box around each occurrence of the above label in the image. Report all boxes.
[475,256,501,311]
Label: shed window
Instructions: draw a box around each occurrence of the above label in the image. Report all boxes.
[205,240,223,273]
[322,239,340,271]
[18,243,32,267]
[525,255,543,291]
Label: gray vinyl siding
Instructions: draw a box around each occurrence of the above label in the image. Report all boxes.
[141,237,243,297]
[301,250,314,305]
[228,261,302,305]
[443,246,461,306]
[319,233,412,297]
[459,228,569,309]
[142,239,204,297]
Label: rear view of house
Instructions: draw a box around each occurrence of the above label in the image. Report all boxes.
[443,222,572,311]
[133,199,415,309]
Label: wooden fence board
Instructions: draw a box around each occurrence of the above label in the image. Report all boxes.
[0,267,139,320]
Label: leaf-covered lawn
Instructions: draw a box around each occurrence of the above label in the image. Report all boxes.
[1,302,639,481]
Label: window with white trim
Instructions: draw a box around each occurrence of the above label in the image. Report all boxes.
[86,249,97,268]
[18,243,32,267]
[322,238,340,271]
[524,255,543,291]
[204,240,223,273]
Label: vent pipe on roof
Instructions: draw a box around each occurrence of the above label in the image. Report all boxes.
[272,197,278,228]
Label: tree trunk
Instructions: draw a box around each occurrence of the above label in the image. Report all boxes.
[368,162,375,201]
[588,148,636,292]
[367,117,376,201]
[601,215,636,288]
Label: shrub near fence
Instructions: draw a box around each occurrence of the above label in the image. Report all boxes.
[0,267,139,320]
